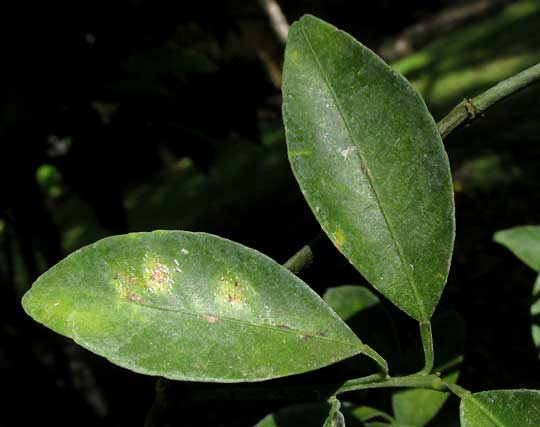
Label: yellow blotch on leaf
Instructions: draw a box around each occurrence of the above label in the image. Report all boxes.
[333,229,345,252]
[113,272,139,300]
[215,271,248,308]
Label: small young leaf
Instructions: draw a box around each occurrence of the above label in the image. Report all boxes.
[351,406,395,424]
[324,286,381,321]
[494,227,540,358]
[255,402,333,427]
[255,402,383,427]
[532,274,540,355]
[323,397,345,427]
[493,226,540,271]
[22,231,369,382]
[460,389,540,426]
[282,15,455,321]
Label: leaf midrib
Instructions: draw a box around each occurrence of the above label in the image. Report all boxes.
[111,296,365,350]
[298,22,427,321]
[466,396,507,427]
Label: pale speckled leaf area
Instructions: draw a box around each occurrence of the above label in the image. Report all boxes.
[22,231,366,382]
[282,15,455,321]
[460,390,540,427]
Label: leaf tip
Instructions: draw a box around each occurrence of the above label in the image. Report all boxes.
[290,14,328,33]
[21,289,32,315]
[21,283,40,320]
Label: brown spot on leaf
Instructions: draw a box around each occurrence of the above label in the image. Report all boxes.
[216,271,247,307]
[126,294,143,303]
[227,293,241,304]
[113,272,139,298]
[276,324,292,330]
[202,315,219,324]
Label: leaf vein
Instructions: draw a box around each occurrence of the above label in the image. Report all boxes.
[467,396,507,427]
[121,298,365,350]
[299,23,426,321]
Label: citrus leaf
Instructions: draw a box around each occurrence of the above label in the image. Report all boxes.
[493,226,540,359]
[494,226,540,271]
[255,402,383,427]
[282,15,455,321]
[351,406,395,424]
[532,273,540,356]
[323,397,345,427]
[460,389,540,426]
[22,231,370,382]
[324,286,381,321]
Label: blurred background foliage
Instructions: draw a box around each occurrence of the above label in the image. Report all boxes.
[0,0,539,426]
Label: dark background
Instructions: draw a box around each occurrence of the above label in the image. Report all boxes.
[1,0,539,425]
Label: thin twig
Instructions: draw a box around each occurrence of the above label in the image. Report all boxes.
[437,61,540,139]
[335,373,468,397]
[283,234,325,274]
[258,0,289,45]
[177,372,468,402]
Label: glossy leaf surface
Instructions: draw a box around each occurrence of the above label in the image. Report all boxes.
[494,226,540,271]
[22,231,366,382]
[282,15,455,321]
[460,389,540,426]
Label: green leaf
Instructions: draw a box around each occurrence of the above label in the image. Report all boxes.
[255,402,391,427]
[324,286,381,321]
[323,286,401,370]
[493,226,540,271]
[392,375,458,426]
[532,274,540,355]
[323,397,345,427]
[493,227,540,360]
[22,231,370,382]
[254,403,326,427]
[460,389,540,426]
[392,310,464,426]
[351,406,395,424]
[282,15,455,321]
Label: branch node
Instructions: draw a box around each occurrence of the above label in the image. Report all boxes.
[464,98,480,119]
